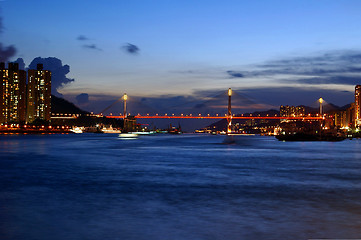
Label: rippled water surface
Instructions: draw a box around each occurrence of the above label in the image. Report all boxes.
[1,133,361,240]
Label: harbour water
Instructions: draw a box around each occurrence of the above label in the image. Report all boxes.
[1,133,361,240]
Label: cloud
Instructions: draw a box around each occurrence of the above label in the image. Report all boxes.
[222,50,361,94]
[77,35,102,50]
[83,44,102,51]
[253,51,361,78]
[28,57,75,97]
[76,93,89,104]
[77,35,89,41]
[293,76,361,85]
[122,43,139,55]
[0,43,16,62]
[173,51,361,84]
[0,17,17,62]
[226,70,244,78]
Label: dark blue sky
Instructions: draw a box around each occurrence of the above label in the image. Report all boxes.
[1,0,361,112]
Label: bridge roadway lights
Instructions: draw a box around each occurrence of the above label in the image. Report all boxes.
[105,115,324,120]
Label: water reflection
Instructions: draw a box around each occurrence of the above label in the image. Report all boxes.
[0,134,361,240]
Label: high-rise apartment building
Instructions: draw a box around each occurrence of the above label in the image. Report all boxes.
[26,64,52,123]
[355,85,361,126]
[0,62,27,123]
[280,105,305,117]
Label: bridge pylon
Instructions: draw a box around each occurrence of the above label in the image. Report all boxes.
[319,97,323,116]
[123,93,128,118]
[227,88,232,134]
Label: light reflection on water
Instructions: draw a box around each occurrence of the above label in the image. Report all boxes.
[1,134,361,240]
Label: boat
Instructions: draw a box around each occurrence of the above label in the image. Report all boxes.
[83,126,103,133]
[101,125,121,134]
[70,127,83,134]
[130,131,156,135]
[118,133,139,139]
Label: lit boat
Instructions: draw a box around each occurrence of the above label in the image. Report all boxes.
[118,133,139,138]
[129,131,156,135]
[70,127,83,134]
[101,126,121,134]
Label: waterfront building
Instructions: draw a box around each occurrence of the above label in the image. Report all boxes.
[355,85,361,126]
[334,103,355,128]
[0,62,27,123]
[280,105,305,117]
[26,64,52,123]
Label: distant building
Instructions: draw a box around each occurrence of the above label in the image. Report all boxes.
[334,103,355,128]
[26,64,52,123]
[280,105,305,117]
[0,62,27,123]
[355,85,361,126]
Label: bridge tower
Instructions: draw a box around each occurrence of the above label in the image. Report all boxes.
[319,97,323,116]
[123,93,128,118]
[122,93,137,132]
[227,88,232,134]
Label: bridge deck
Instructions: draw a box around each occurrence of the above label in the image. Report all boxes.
[106,116,323,120]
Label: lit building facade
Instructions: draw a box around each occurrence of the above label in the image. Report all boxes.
[334,103,355,128]
[355,85,361,126]
[0,62,27,123]
[26,64,52,123]
[280,105,305,117]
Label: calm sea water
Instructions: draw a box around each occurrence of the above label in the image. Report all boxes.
[1,133,361,240]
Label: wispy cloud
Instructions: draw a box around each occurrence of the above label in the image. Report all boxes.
[77,35,102,51]
[122,43,139,55]
[292,76,361,85]
[226,70,244,78]
[77,35,89,41]
[226,50,361,86]
[83,44,102,51]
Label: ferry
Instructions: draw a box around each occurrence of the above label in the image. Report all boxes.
[101,126,121,134]
[70,127,83,134]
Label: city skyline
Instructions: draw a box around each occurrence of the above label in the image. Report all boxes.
[1,0,361,109]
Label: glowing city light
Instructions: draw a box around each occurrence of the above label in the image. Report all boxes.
[228,88,232,96]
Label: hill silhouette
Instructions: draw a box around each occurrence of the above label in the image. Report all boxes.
[51,95,89,114]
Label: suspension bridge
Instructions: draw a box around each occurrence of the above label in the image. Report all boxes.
[103,88,323,133]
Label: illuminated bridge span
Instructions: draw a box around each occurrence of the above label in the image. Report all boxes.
[105,88,324,132]
[106,115,322,120]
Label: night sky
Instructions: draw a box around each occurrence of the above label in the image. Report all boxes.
[1,0,361,113]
